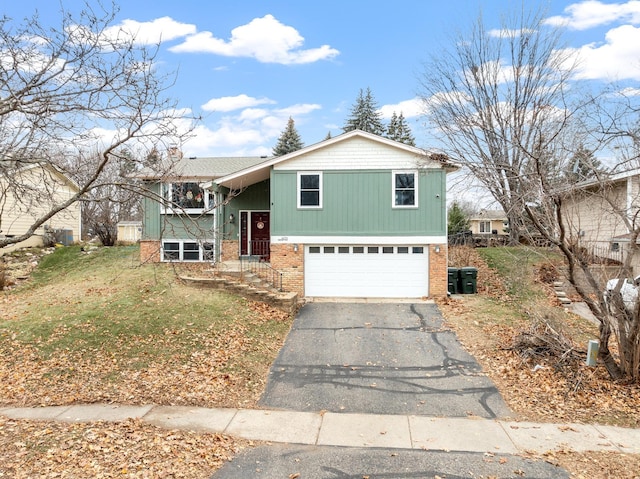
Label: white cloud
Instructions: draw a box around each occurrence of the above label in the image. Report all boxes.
[202,94,276,112]
[379,98,424,118]
[545,0,640,30]
[169,14,339,64]
[238,108,269,121]
[617,86,640,95]
[564,24,640,80]
[179,101,323,157]
[104,17,197,45]
[275,103,322,117]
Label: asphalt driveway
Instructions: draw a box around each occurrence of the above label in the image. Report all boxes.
[259,302,512,418]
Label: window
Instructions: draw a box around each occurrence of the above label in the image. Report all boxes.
[383,246,394,254]
[162,240,214,262]
[309,246,321,253]
[298,172,322,208]
[353,247,364,254]
[324,246,335,253]
[479,221,491,233]
[338,246,350,253]
[398,246,409,253]
[412,246,424,254]
[368,246,379,254]
[162,182,212,214]
[393,171,417,207]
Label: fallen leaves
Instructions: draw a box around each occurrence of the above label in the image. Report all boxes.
[440,248,640,429]
[0,297,292,410]
[0,416,249,478]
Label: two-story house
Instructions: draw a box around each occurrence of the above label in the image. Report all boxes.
[139,130,457,298]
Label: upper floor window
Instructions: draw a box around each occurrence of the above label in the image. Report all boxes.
[162,182,212,214]
[298,172,322,208]
[393,171,417,208]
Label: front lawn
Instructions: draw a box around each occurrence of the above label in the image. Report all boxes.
[0,245,292,408]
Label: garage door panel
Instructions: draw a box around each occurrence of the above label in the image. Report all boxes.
[305,245,428,298]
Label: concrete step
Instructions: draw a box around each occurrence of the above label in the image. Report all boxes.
[178,274,298,313]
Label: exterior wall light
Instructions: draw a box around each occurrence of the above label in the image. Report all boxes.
[229,213,235,224]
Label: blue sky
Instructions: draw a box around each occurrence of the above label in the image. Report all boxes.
[4,0,640,158]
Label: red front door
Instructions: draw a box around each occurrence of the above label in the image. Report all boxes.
[240,211,270,260]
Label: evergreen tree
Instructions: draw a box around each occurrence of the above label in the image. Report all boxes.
[387,112,399,140]
[448,202,470,235]
[396,112,416,146]
[342,87,385,135]
[565,145,606,182]
[324,131,332,141]
[387,111,416,146]
[272,117,304,156]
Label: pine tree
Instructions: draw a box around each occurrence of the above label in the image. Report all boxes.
[324,131,332,141]
[565,144,606,182]
[342,87,385,136]
[387,112,399,140]
[386,111,416,146]
[396,112,416,146]
[272,117,304,156]
[448,202,470,235]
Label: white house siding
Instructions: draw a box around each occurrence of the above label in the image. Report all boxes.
[274,136,440,171]
[561,182,628,245]
[1,165,81,248]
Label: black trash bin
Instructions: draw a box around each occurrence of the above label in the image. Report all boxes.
[447,267,460,294]
[459,267,478,294]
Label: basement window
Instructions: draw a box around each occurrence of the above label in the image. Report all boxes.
[162,240,214,262]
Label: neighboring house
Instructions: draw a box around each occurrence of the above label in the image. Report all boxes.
[0,162,81,255]
[469,209,508,236]
[139,130,458,298]
[560,168,640,272]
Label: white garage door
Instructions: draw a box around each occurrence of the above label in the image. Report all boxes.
[304,245,429,298]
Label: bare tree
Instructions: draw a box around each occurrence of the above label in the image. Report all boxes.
[418,6,579,244]
[70,148,143,246]
[421,5,640,382]
[522,87,640,382]
[0,2,191,249]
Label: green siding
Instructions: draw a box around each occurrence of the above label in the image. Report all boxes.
[142,181,215,241]
[142,182,161,240]
[222,180,270,238]
[271,169,446,236]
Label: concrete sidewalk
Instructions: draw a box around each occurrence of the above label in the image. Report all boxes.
[2,403,640,455]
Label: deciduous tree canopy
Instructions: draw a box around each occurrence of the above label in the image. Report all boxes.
[0,1,190,248]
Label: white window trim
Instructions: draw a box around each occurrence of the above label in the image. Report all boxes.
[479,221,491,233]
[161,239,215,262]
[392,170,418,208]
[160,182,214,215]
[297,171,323,209]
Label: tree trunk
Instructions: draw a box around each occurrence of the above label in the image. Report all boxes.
[599,320,625,381]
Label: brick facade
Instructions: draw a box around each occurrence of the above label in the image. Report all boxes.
[269,243,304,296]
[429,243,448,298]
[220,240,239,262]
[140,240,161,263]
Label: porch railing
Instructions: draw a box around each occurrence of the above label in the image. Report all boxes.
[240,255,283,291]
[249,239,270,259]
